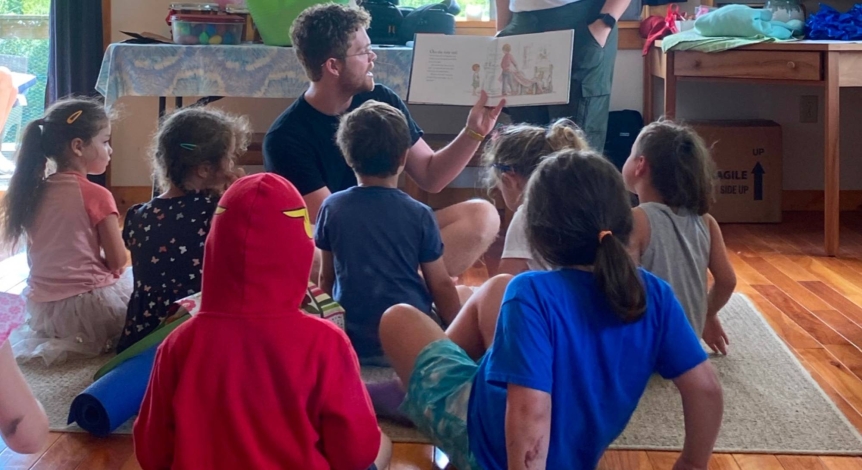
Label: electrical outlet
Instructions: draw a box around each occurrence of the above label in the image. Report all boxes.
[800,95,818,123]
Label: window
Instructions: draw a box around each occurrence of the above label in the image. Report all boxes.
[0,0,49,188]
[398,0,494,21]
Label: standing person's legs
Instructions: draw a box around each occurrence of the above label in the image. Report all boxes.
[498,13,550,126]
[435,199,500,278]
[548,13,618,152]
[499,0,617,151]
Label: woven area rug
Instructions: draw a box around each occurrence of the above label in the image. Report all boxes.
[18,294,862,453]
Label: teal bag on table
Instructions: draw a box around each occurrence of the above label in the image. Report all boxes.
[246,0,351,46]
[694,4,798,39]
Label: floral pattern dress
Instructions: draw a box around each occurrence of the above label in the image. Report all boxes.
[118,193,215,353]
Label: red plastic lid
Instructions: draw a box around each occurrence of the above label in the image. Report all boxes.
[171,14,244,23]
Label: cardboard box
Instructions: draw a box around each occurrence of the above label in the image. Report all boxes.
[689,120,783,223]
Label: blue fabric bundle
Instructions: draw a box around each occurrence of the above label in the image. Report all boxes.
[806,3,862,40]
[67,345,158,436]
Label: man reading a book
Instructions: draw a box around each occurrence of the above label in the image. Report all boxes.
[496,0,630,151]
[264,4,505,279]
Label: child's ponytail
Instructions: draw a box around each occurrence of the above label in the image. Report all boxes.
[594,231,647,322]
[1,120,49,248]
[526,149,646,323]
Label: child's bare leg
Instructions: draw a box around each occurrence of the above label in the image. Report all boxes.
[446,274,512,360]
[374,433,393,470]
[456,285,475,305]
[380,304,448,386]
[0,341,48,454]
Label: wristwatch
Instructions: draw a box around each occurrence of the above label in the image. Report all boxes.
[595,12,616,29]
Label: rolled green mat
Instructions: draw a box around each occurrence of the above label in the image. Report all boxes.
[94,284,344,380]
[93,314,190,381]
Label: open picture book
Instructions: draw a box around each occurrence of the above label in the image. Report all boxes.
[407,30,574,107]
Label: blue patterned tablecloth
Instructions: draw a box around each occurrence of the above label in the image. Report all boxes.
[96,43,415,108]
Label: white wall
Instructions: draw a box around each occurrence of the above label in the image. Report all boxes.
[110,0,862,190]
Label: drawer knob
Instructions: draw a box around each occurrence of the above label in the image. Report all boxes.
[788,61,797,69]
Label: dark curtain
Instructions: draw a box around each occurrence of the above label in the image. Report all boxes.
[47,0,107,186]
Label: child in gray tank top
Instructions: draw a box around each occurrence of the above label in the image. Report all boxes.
[622,120,737,355]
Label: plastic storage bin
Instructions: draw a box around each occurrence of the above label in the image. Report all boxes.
[171,14,245,45]
[225,4,261,43]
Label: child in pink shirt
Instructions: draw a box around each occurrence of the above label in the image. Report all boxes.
[1,98,131,365]
[500,43,519,96]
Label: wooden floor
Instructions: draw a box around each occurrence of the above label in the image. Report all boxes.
[4,212,862,469]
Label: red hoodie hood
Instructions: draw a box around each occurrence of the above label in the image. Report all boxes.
[199,173,314,316]
[134,173,380,470]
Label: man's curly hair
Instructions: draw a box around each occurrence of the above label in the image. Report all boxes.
[290,4,371,82]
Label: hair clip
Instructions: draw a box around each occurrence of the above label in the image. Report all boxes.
[66,110,83,124]
[492,163,513,173]
[180,143,198,151]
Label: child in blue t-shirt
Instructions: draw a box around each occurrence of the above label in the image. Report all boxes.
[315,100,461,366]
[379,149,724,470]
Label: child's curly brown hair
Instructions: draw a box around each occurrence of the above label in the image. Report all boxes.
[151,106,251,193]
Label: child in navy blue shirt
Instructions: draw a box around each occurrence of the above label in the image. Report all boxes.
[315,101,461,366]
[379,149,724,470]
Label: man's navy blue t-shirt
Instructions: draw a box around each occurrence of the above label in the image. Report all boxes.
[263,85,423,196]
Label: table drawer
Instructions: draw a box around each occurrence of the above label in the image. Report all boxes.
[674,51,821,81]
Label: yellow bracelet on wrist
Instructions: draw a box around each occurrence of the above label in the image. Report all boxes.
[464,127,485,142]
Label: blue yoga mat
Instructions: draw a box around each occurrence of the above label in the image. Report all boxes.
[67,345,157,437]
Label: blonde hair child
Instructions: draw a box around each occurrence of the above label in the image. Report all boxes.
[483,118,590,275]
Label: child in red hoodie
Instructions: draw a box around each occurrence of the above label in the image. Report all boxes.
[133,173,390,470]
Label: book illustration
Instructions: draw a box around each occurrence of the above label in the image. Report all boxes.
[490,42,555,98]
[407,30,573,108]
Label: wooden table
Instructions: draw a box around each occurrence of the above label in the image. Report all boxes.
[644,40,862,256]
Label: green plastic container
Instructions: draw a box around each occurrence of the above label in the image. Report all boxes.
[246,0,350,46]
